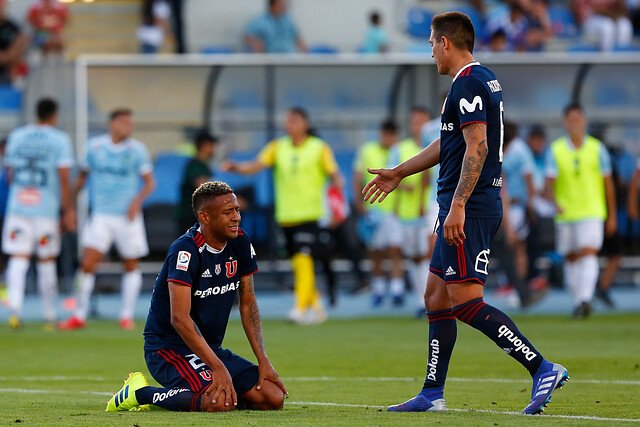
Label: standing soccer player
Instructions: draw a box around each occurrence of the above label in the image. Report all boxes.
[363,12,568,415]
[3,98,74,329]
[58,108,155,330]
[105,181,286,412]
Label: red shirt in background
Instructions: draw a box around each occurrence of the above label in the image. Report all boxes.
[27,1,68,35]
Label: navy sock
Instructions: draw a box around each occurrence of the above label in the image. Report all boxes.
[135,386,202,412]
[453,298,543,376]
[422,308,457,392]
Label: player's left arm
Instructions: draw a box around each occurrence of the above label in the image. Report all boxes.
[238,274,288,395]
[601,147,617,236]
[58,167,75,232]
[444,122,488,246]
[127,171,156,221]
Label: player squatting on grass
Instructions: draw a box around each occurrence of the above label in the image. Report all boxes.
[363,12,569,415]
[106,181,287,412]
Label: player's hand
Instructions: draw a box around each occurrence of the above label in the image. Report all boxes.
[362,168,402,204]
[443,204,466,246]
[257,360,288,396]
[205,367,237,408]
[62,208,77,232]
[219,160,237,172]
[605,216,617,237]
[127,199,142,221]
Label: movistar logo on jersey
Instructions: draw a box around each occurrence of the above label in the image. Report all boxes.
[459,96,483,114]
[194,281,239,298]
[498,325,537,361]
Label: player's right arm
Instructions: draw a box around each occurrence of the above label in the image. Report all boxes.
[168,282,237,408]
[628,167,640,219]
[363,137,440,204]
[220,141,276,175]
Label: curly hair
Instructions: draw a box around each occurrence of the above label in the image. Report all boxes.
[192,181,234,216]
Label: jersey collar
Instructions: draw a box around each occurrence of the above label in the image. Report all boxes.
[196,227,227,254]
[452,61,480,83]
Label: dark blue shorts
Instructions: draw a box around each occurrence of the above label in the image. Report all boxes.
[145,346,259,398]
[429,215,501,285]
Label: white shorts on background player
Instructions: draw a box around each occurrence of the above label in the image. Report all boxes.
[509,204,529,240]
[401,220,429,259]
[369,214,403,250]
[555,220,604,255]
[81,214,149,259]
[2,214,61,258]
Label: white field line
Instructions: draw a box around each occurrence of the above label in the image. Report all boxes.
[1,375,639,385]
[0,387,638,423]
[289,401,640,423]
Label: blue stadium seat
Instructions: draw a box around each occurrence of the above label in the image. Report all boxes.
[200,45,235,54]
[334,151,356,202]
[567,42,599,52]
[549,5,578,38]
[145,153,191,206]
[214,150,273,208]
[228,89,263,110]
[406,7,434,39]
[613,44,640,52]
[594,83,630,106]
[0,86,22,111]
[309,45,339,54]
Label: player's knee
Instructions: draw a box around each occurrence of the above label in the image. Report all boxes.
[248,383,285,410]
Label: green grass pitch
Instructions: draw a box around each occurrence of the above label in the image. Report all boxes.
[2,314,640,426]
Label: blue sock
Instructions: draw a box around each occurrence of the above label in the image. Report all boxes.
[422,308,457,394]
[135,386,202,412]
[453,298,543,376]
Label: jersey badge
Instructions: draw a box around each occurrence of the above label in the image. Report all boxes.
[459,96,483,114]
[215,264,221,275]
[226,260,237,278]
[176,251,191,271]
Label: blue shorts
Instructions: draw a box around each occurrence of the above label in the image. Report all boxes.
[145,346,259,398]
[429,215,501,285]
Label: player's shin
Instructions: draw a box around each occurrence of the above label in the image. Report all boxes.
[120,269,143,321]
[453,298,543,376]
[422,309,457,398]
[36,261,58,322]
[75,272,95,321]
[6,257,29,317]
[135,386,202,412]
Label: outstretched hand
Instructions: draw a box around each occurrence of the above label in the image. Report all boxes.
[362,168,402,204]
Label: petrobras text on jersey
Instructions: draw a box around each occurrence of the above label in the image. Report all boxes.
[194,281,240,298]
[441,122,454,132]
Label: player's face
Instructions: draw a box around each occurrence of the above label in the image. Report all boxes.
[527,134,545,154]
[110,114,134,141]
[564,110,586,137]
[284,112,308,138]
[380,130,397,148]
[429,30,447,75]
[410,111,429,136]
[204,193,241,240]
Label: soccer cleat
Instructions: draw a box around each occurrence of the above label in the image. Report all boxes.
[388,390,446,412]
[105,372,149,412]
[372,294,384,307]
[522,362,569,415]
[8,315,23,330]
[392,295,404,307]
[595,288,615,308]
[57,316,86,330]
[287,308,306,324]
[119,318,135,330]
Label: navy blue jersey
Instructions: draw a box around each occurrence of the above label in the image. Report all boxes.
[144,225,258,351]
[438,62,504,218]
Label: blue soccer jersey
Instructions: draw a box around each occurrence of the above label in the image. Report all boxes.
[83,134,152,216]
[438,62,504,218]
[144,226,259,351]
[4,124,74,219]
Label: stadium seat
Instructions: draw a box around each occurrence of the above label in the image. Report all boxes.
[406,7,434,39]
[145,153,191,206]
[228,89,264,110]
[594,83,630,106]
[0,86,22,111]
[334,151,356,202]
[406,42,431,54]
[613,44,640,52]
[549,5,578,38]
[567,42,599,52]
[200,45,235,54]
[309,45,339,54]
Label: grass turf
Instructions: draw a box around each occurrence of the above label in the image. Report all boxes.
[1,313,640,426]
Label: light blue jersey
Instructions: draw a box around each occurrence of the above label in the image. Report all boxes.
[83,134,152,215]
[4,124,73,219]
[502,138,535,207]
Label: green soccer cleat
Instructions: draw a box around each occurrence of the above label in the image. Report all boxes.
[105,372,148,412]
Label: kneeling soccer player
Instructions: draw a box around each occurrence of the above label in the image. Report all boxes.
[106,181,287,412]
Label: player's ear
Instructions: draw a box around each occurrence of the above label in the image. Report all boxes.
[198,210,209,226]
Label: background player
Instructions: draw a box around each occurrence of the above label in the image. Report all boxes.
[3,98,74,329]
[363,12,567,415]
[105,181,286,412]
[58,108,156,330]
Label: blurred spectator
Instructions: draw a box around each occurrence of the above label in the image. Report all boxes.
[631,0,640,35]
[0,0,27,85]
[244,0,306,53]
[27,0,68,56]
[487,28,509,51]
[522,0,553,51]
[571,0,633,51]
[167,0,185,53]
[137,0,172,54]
[484,2,529,51]
[362,11,389,53]
[176,131,217,235]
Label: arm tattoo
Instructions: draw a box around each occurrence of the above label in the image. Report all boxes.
[454,123,488,205]
[240,275,265,351]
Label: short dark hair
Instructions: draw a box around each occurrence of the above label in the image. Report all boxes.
[109,108,133,121]
[411,106,431,117]
[370,11,381,25]
[431,12,475,53]
[380,118,398,133]
[288,106,309,122]
[36,98,58,121]
[564,102,583,117]
[192,181,234,216]
[528,124,545,138]
[194,130,218,150]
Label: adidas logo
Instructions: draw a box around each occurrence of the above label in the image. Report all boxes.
[445,266,456,276]
[201,269,212,278]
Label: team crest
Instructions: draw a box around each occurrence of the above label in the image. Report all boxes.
[215,264,221,275]
[225,260,237,278]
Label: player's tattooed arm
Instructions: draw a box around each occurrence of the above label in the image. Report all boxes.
[239,274,266,356]
[454,123,488,206]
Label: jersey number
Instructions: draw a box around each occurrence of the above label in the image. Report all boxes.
[498,101,504,163]
[14,156,48,187]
